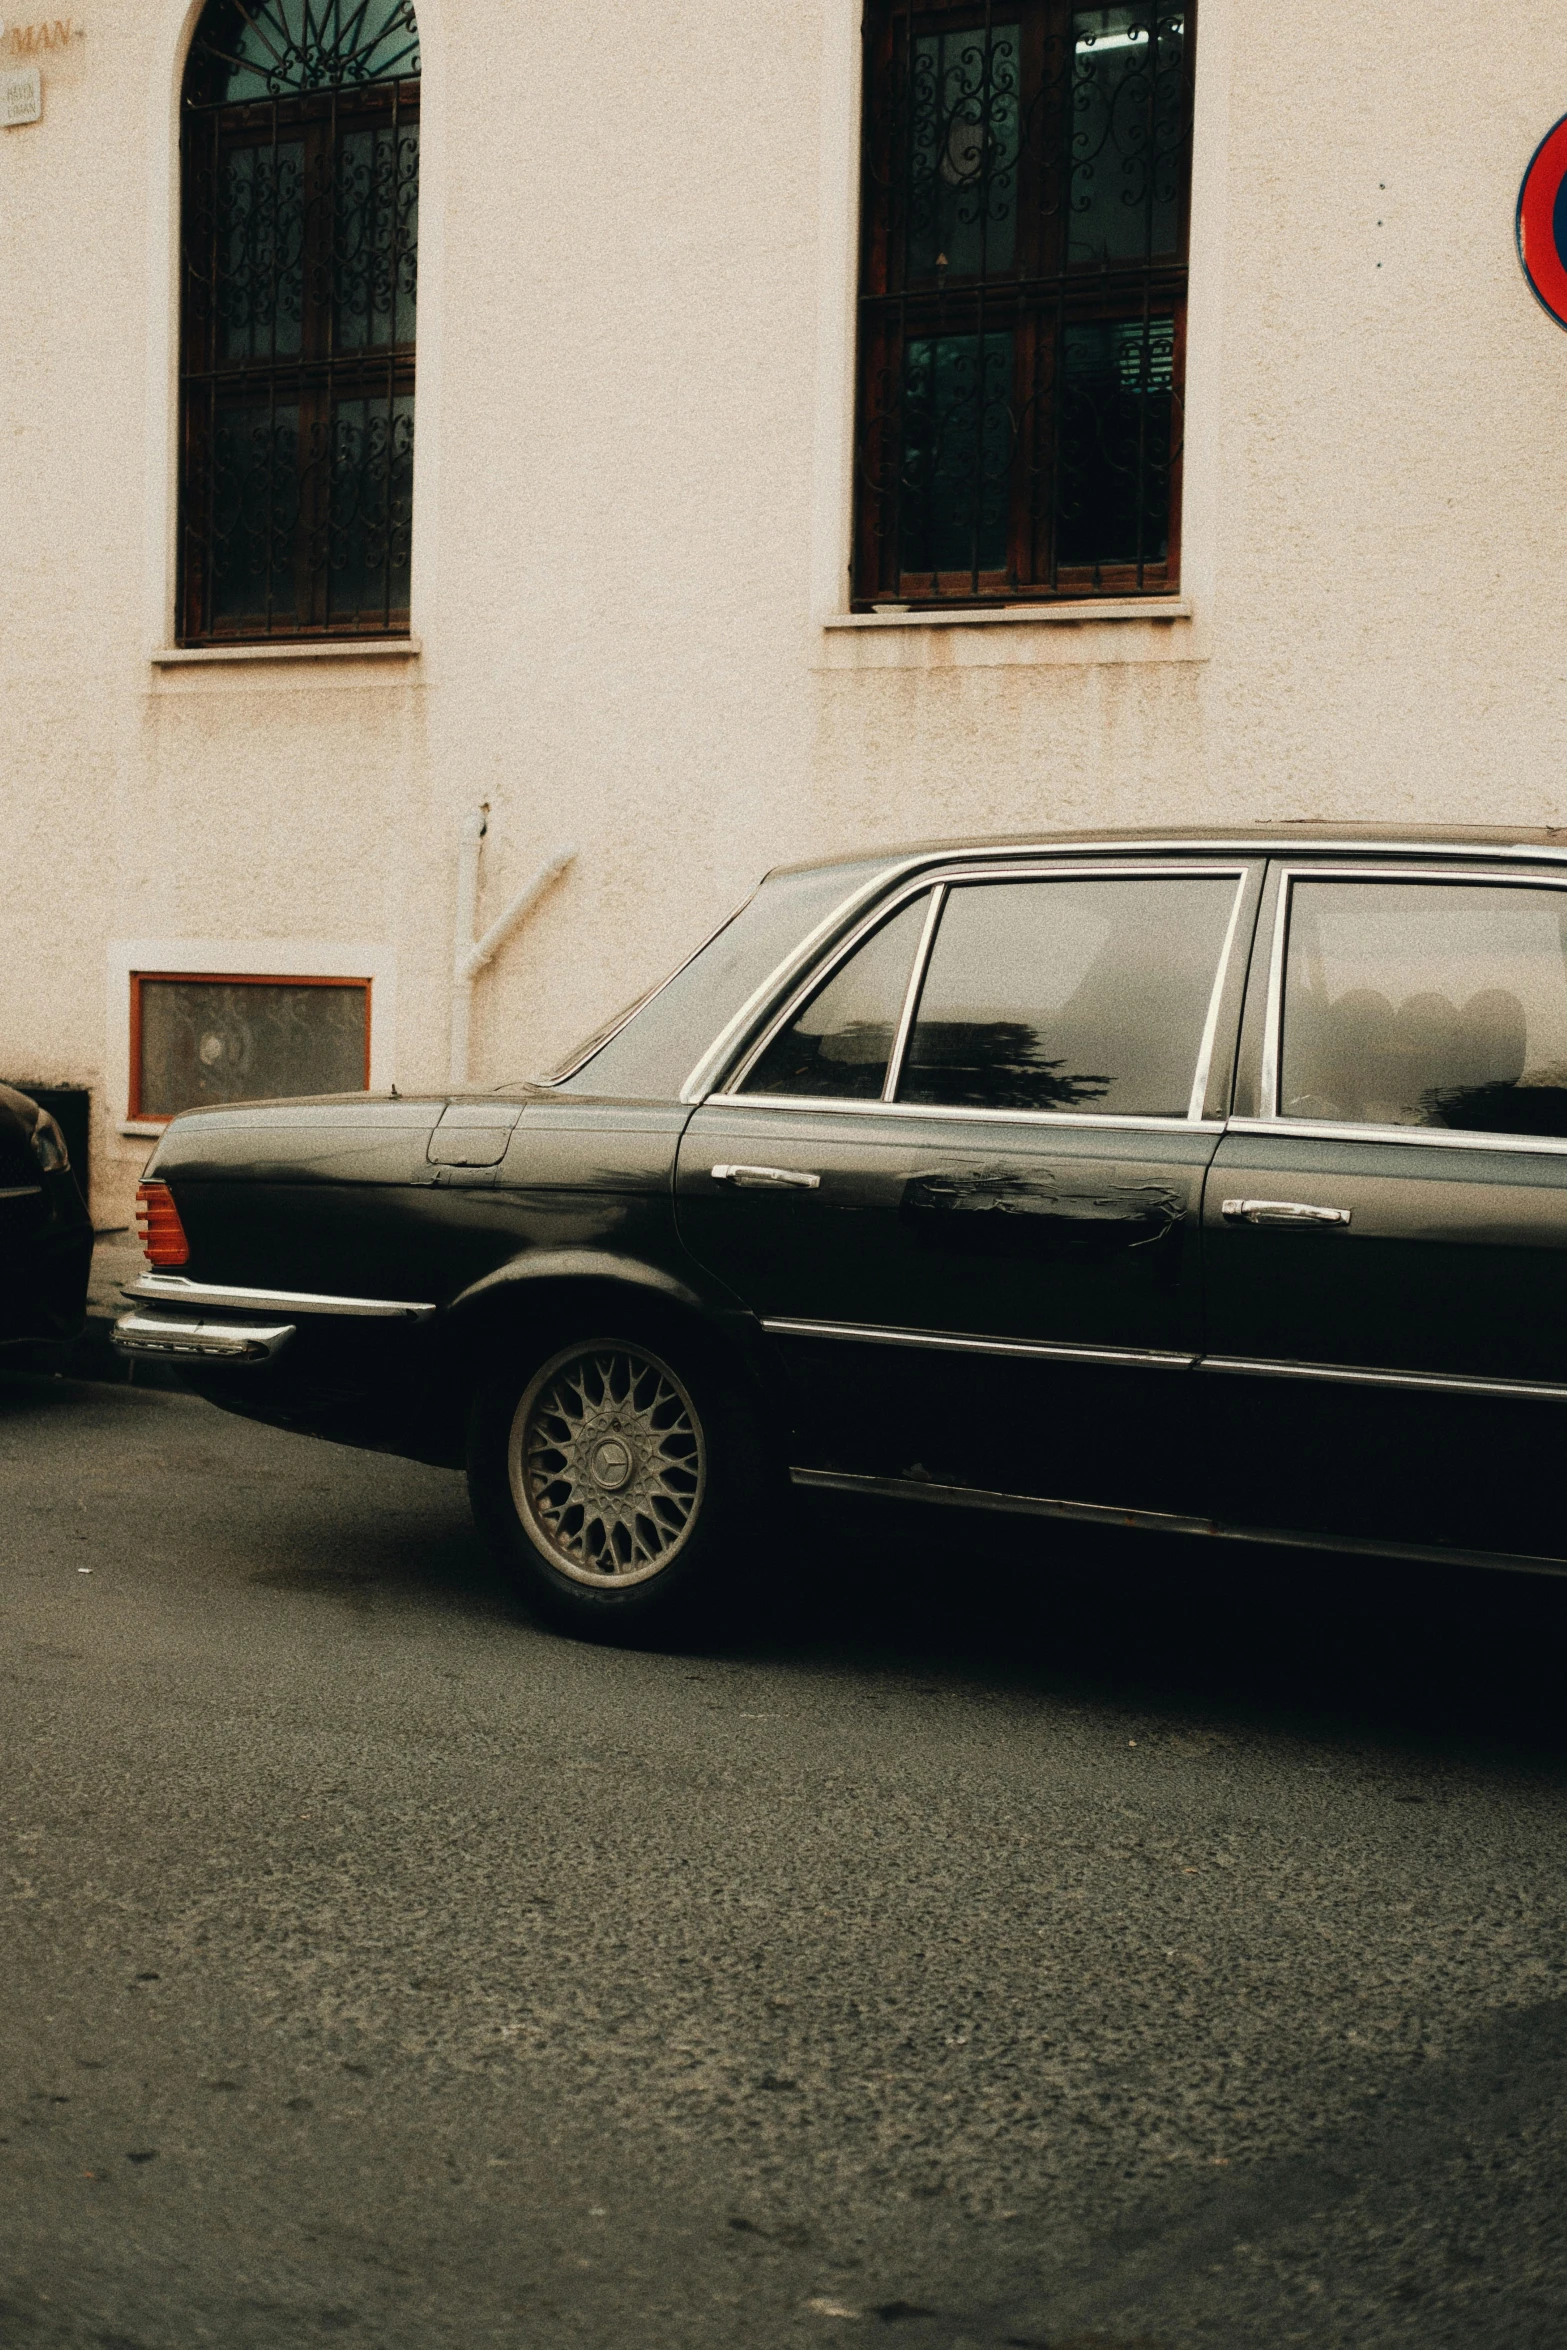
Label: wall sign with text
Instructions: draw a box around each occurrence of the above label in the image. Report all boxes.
[2,61,40,120]
[1518,114,1567,329]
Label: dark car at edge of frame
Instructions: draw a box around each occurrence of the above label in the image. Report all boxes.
[112,825,1567,1638]
[2,1082,92,1352]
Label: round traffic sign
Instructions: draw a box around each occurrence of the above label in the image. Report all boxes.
[1518,114,1567,328]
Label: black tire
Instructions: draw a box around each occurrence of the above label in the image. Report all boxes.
[465,1312,767,1643]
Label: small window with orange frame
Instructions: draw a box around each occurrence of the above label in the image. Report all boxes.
[129,973,371,1123]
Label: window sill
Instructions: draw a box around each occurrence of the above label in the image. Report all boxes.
[816,600,1204,670]
[119,1120,166,1138]
[150,637,421,667]
[826,599,1191,630]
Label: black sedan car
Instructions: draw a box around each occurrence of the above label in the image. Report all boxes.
[115,826,1567,1636]
[2,1081,92,1349]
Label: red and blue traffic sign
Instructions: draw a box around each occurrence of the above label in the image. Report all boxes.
[1518,114,1567,328]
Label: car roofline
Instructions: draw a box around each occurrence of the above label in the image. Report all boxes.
[763,826,1567,885]
[681,830,1567,1104]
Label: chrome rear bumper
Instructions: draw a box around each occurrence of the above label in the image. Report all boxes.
[113,1308,295,1365]
[129,1273,435,1320]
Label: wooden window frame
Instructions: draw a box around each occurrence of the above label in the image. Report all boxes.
[177,58,418,646]
[129,971,373,1124]
[853,0,1194,609]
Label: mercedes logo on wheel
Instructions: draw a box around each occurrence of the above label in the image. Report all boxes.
[588,1435,634,1492]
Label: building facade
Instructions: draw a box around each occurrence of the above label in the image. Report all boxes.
[5,0,1567,1226]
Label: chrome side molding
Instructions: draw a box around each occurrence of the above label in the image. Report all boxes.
[788,1467,1567,1580]
[130,1274,436,1321]
[762,1315,1195,1371]
[763,1312,1567,1404]
[1199,1354,1567,1404]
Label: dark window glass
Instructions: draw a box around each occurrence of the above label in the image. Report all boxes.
[135,979,368,1117]
[899,333,1014,578]
[907,23,1022,280]
[552,862,897,1101]
[855,0,1191,607]
[1068,7,1189,265]
[742,896,931,1100]
[900,874,1235,1115]
[217,141,305,360]
[179,1,418,643]
[1281,881,1567,1138]
[1056,316,1174,565]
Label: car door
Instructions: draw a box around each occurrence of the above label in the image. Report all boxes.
[677,858,1260,1519]
[1203,858,1567,1565]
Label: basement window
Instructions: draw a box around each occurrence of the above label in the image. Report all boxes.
[130,973,371,1121]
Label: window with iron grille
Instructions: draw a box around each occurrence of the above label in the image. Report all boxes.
[178,1,420,644]
[854,2,1192,608]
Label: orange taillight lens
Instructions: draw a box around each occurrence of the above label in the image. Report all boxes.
[136,1180,190,1268]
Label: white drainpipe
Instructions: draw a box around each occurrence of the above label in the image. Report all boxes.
[449,811,576,1090]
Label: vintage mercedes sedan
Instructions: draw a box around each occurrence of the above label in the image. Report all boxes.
[116,826,1567,1637]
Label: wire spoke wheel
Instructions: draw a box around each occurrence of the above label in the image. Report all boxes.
[507,1340,707,1589]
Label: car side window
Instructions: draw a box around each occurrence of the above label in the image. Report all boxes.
[739,893,931,1100]
[1280,878,1567,1138]
[898,874,1239,1117]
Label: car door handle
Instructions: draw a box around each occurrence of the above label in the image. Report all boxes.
[711,1163,821,1191]
[1221,1197,1352,1228]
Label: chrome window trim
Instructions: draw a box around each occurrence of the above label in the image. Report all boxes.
[705,1095,1225,1137]
[132,1273,437,1320]
[718,870,942,1100]
[762,1315,1195,1371]
[788,1468,1567,1580]
[1257,864,1292,1120]
[1258,860,1567,1130]
[713,858,1249,1123]
[883,885,947,1100]
[679,840,1567,1108]
[1188,872,1251,1121]
[678,861,935,1103]
[1224,1113,1567,1159]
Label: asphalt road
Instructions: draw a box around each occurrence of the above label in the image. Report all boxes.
[5,1371,1567,2350]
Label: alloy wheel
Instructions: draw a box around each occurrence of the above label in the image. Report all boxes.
[508,1341,707,1587]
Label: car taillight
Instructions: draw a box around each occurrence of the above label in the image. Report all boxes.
[136,1180,190,1267]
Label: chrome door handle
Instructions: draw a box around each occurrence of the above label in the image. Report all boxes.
[1221,1197,1351,1228]
[711,1163,821,1191]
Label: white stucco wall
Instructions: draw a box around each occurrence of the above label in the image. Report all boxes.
[5,0,1567,1225]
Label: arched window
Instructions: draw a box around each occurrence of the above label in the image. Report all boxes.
[178,1,420,643]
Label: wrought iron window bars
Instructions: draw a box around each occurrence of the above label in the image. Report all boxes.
[178,1,419,643]
[854,0,1193,607]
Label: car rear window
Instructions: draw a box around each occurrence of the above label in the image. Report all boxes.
[550,861,892,1101]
